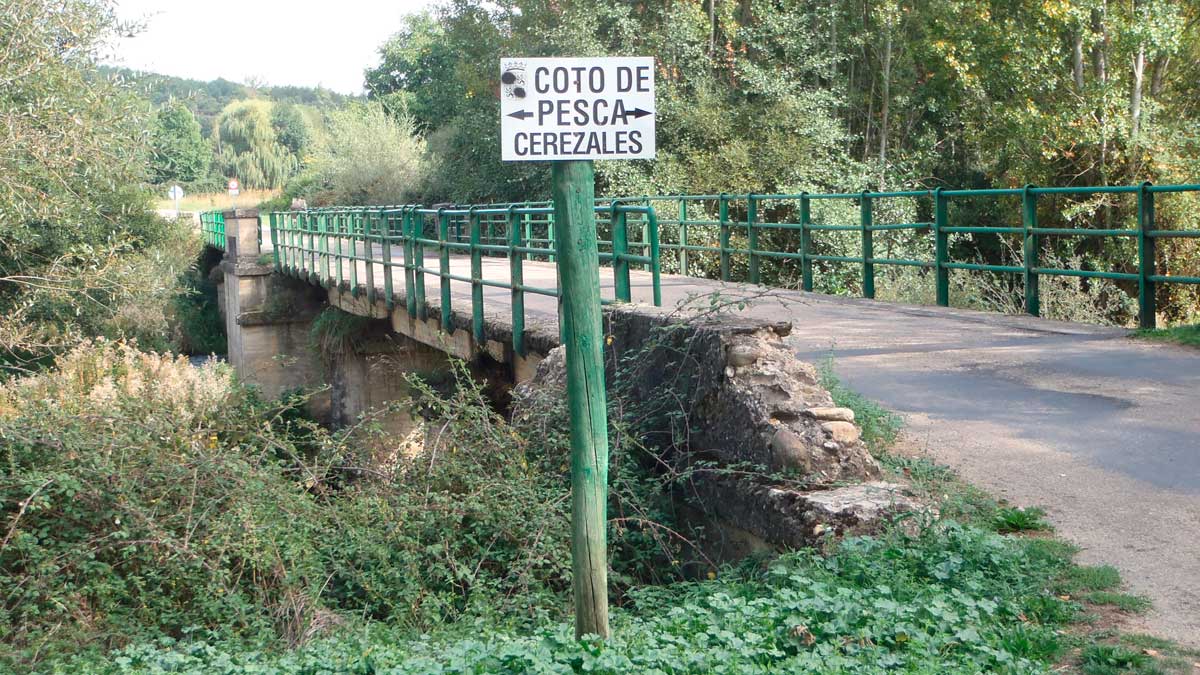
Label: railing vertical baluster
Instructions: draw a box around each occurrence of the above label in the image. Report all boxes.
[861,192,875,299]
[365,211,376,306]
[438,209,453,333]
[470,208,484,343]
[800,193,813,292]
[319,213,331,287]
[648,207,661,306]
[611,202,630,302]
[382,211,395,309]
[934,188,949,307]
[349,212,360,296]
[747,194,760,284]
[414,211,427,320]
[509,205,525,355]
[718,193,730,281]
[679,198,689,277]
[1022,184,1040,317]
[1138,182,1157,329]
[268,213,279,270]
[335,213,345,290]
[403,208,416,318]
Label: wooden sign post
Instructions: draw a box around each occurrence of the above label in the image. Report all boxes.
[500,56,655,640]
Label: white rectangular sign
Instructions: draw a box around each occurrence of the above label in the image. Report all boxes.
[500,56,655,162]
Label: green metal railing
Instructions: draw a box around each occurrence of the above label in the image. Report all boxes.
[631,183,1200,329]
[202,182,1200,333]
[268,203,661,356]
[200,210,225,250]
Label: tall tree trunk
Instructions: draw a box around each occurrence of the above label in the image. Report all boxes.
[1072,31,1085,90]
[1150,55,1170,97]
[1131,43,1145,141]
[1091,8,1107,83]
[879,25,892,173]
[709,0,717,57]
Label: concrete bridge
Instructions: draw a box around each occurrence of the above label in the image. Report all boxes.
[206,201,1200,645]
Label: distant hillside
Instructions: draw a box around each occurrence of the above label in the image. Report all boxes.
[103,66,358,135]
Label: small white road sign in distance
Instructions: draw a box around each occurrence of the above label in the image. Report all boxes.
[227,178,240,197]
[500,56,655,162]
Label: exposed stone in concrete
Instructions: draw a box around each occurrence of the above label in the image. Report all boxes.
[806,406,855,423]
[821,421,862,444]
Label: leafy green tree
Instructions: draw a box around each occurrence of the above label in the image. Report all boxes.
[149,100,210,185]
[271,103,312,158]
[211,99,296,189]
[301,102,426,205]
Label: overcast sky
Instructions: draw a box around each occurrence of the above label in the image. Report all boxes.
[108,0,438,94]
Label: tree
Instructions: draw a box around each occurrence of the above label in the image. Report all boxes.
[211,99,296,189]
[270,103,312,158]
[302,102,426,205]
[150,100,210,185]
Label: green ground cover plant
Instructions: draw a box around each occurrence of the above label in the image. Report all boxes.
[1135,324,1200,348]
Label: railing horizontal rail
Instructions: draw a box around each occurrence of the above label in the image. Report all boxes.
[200,181,1200,336]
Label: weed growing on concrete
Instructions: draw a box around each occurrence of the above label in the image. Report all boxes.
[993,506,1053,533]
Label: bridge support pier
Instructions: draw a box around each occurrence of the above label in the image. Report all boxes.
[221,208,329,418]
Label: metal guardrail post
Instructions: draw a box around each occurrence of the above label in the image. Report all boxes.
[611,201,631,302]
[318,212,331,288]
[403,208,417,319]
[438,209,453,333]
[648,206,662,306]
[718,193,731,281]
[382,211,395,309]
[508,205,525,355]
[747,194,760,284]
[1138,182,1157,329]
[269,213,280,270]
[934,188,949,306]
[469,208,484,343]
[678,198,689,277]
[800,193,813,291]
[1022,184,1040,317]
[861,191,875,298]
[365,210,376,305]
[414,210,427,320]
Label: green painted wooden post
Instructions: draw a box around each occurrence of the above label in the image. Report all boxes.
[747,194,760,284]
[1022,185,1040,317]
[551,160,610,641]
[469,208,484,343]
[800,194,813,291]
[718,194,731,281]
[934,189,949,307]
[860,192,875,299]
[679,198,689,277]
[382,212,395,309]
[509,205,525,355]
[1138,182,1157,329]
[438,210,453,333]
[611,202,631,302]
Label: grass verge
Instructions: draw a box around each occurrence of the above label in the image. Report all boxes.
[1134,323,1200,348]
[820,359,1196,675]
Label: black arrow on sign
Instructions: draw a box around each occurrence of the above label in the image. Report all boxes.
[507,110,534,120]
[629,108,654,119]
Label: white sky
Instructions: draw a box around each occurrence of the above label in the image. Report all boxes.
[108,0,439,94]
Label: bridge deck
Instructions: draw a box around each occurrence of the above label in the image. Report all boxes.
[315,245,1199,645]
